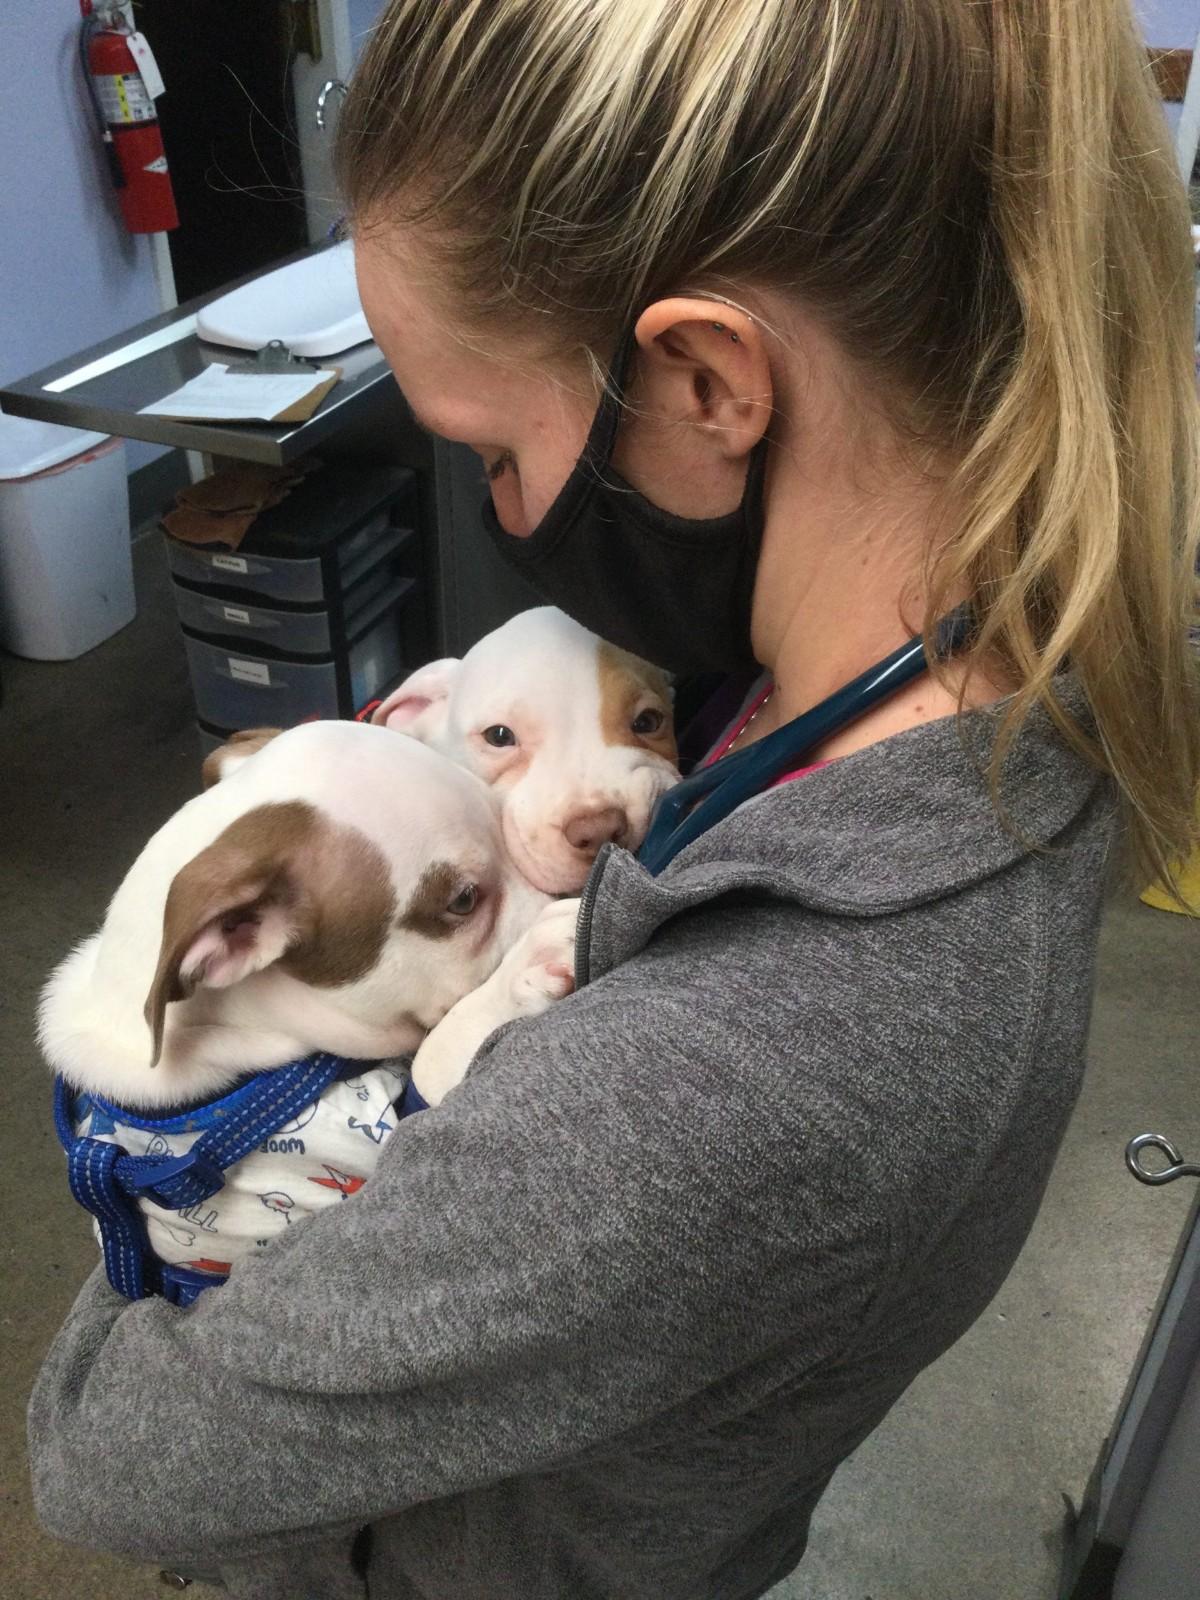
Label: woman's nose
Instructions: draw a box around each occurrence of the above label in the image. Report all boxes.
[563,806,628,854]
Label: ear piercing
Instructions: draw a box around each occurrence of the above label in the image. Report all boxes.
[711,322,740,343]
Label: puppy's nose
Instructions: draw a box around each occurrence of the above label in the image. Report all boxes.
[564,806,628,854]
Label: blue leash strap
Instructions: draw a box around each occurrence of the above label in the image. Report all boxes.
[160,1263,231,1307]
[638,608,975,876]
[114,1052,348,1210]
[54,1052,349,1301]
[64,1133,153,1301]
[397,1076,429,1117]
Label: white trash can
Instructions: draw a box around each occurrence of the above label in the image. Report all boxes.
[0,413,134,660]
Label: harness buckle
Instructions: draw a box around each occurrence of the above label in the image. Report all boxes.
[124,1148,227,1209]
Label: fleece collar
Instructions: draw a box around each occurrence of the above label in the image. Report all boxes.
[580,681,1112,986]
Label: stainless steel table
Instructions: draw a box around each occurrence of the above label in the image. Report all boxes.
[0,244,541,656]
[0,245,397,467]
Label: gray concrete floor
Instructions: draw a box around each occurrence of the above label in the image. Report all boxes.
[2,533,1198,1599]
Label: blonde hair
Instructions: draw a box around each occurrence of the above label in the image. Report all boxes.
[339,0,1200,890]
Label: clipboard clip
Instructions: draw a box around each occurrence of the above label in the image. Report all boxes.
[226,340,319,375]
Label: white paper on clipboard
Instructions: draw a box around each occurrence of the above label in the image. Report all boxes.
[139,364,337,423]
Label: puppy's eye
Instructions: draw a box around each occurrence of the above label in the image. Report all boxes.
[631,708,665,736]
[446,884,479,916]
[482,725,517,748]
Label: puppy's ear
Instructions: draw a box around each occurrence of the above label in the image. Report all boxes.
[144,801,317,1067]
[371,658,461,742]
[201,727,283,789]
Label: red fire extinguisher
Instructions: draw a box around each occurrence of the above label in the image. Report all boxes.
[79,1,179,234]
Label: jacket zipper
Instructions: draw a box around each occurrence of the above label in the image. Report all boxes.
[573,843,613,991]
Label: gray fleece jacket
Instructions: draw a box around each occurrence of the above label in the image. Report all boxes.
[28,695,1113,1600]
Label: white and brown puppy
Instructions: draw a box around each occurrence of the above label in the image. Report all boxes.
[41,720,571,1114]
[370,607,680,893]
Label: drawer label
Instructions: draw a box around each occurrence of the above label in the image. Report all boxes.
[228,657,270,686]
[222,606,251,625]
[211,554,248,574]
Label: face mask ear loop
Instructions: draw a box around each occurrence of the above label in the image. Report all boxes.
[581,327,639,483]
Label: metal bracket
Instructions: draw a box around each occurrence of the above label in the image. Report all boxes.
[286,0,323,62]
[1126,1133,1200,1187]
[226,340,319,375]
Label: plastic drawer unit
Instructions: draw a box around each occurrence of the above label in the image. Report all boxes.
[163,461,417,603]
[166,507,392,603]
[183,575,415,728]
[163,460,428,738]
[170,527,411,657]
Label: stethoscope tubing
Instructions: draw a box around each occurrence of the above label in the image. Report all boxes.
[637,609,974,876]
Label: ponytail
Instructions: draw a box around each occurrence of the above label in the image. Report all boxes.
[932,0,1200,889]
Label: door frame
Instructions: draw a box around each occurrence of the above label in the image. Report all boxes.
[291,0,356,245]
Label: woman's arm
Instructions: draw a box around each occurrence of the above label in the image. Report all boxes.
[28,912,895,1571]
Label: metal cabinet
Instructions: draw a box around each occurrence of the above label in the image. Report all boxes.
[1060,1138,1200,1599]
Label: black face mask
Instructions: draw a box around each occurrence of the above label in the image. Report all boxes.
[480,331,767,676]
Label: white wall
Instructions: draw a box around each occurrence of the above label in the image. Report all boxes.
[347,0,386,58]
[1136,0,1200,47]
[0,1,165,468]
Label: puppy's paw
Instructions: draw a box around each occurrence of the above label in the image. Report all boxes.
[511,955,575,1008]
[411,898,581,1106]
[506,899,580,1016]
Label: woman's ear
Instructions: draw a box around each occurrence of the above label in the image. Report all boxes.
[631,297,773,463]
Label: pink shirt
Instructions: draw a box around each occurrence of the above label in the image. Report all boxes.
[703,682,830,786]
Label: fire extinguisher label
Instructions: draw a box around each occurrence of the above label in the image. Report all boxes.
[143,155,169,175]
[95,73,155,126]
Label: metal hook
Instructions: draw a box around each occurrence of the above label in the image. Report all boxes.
[1125,1133,1200,1186]
[316,79,348,130]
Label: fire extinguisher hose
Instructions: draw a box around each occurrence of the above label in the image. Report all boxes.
[79,11,126,189]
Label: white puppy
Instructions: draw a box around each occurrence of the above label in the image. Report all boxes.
[41,721,575,1286]
[370,607,680,893]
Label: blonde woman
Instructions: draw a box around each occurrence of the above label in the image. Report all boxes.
[29,2,1199,1596]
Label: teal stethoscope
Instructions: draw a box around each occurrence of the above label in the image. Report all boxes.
[636,608,975,876]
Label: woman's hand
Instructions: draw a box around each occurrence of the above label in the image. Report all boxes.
[411,898,579,1104]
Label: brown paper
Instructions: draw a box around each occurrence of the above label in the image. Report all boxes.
[163,506,261,550]
[269,369,341,423]
[162,456,321,551]
[175,462,308,514]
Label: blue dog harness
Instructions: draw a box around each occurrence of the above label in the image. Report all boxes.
[55,1055,429,1307]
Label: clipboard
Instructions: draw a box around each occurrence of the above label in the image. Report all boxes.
[139,362,342,425]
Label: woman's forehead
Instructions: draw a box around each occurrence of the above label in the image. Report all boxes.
[356,235,564,441]
[355,242,480,417]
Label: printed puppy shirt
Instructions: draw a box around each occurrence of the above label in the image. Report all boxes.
[71,1063,407,1280]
